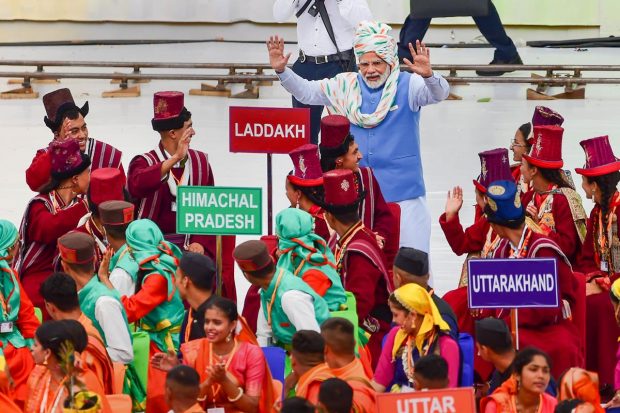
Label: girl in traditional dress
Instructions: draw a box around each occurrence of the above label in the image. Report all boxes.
[371,283,459,392]
[16,139,91,311]
[574,135,620,394]
[509,122,532,195]
[481,347,557,413]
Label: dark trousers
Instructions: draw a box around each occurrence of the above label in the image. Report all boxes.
[398,1,517,62]
[291,58,346,144]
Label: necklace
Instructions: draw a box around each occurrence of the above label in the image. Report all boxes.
[334,222,364,275]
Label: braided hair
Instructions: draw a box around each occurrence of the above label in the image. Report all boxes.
[538,167,572,189]
[587,171,620,227]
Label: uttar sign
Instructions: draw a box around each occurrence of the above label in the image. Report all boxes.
[376,387,475,413]
[229,106,310,153]
[176,186,262,235]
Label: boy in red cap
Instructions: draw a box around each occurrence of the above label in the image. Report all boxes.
[25,88,123,193]
[321,169,392,367]
[127,91,236,300]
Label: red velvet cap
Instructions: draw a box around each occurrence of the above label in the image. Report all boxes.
[522,125,564,169]
[99,200,135,226]
[153,91,184,120]
[49,139,91,180]
[322,169,359,207]
[89,168,125,205]
[473,148,513,193]
[26,150,52,193]
[233,240,273,273]
[320,115,350,149]
[58,231,95,265]
[42,88,89,132]
[288,144,324,187]
[532,106,564,128]
[575,135,620,177]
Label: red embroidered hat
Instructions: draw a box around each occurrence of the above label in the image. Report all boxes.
[319,115,352,158]
[532,106,564,128]
[473,148,513,193]
[58,231,95,265]
[575,136,620,177]
[233,240,273,273]
[42,88,89,132]
[89,168,125,206]
[26,150,52,193]
[288,144,324,187]
[151,91,190,131]
[522,125,564,169]
[99,200,135,226]
[49,139,91,180]
[322,169,363,213]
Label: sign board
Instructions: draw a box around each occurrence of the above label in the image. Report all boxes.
[467,258,558,309]
[376,387,475,413]
[176,186,262,235]
[229,106,310,153]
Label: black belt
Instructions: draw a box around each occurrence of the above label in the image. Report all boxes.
[299,49,353,64]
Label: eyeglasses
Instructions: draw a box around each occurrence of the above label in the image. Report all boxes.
[510,140,527,148]
[358,60,386,69]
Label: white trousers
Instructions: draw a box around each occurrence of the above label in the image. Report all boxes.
[396,196,431,253]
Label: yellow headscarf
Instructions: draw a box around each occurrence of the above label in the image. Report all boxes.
[391,283,450,360]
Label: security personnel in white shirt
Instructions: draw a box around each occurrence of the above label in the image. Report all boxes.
[273,0,372,143]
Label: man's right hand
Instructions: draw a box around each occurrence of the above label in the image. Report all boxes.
[445,186,464,221]
[267,35,291,73]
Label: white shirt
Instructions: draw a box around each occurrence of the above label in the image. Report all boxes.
[94,296,134,364]
[277,67,451,112]
[256,290,322,347]
[109,267,136,298]
[273,0,373,56]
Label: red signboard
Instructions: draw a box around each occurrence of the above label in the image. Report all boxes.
[229,106,310,154]
[376,387,476,413]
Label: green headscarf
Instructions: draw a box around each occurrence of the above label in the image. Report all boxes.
[0,220,18,273]
[125,219,182,296]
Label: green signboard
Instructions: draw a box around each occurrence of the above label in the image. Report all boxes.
[176,186,262,235]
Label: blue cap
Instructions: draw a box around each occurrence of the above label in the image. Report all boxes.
[485,180,524,225]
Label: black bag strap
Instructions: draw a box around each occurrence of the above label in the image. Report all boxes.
[295,0,315,18]
[315,0,350,70]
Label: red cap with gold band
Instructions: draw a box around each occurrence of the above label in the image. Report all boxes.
[58,232,95,264]
[99,200,135,226]
[287,144,324,187]
[233,240,273,273]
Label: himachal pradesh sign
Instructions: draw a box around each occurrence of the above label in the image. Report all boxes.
[467,258,559,309]
[229,106,310,153]
[376,387,475,413]
[176,186,262,235]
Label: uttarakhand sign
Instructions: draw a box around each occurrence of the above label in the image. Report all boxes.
[376,387,475,413]
[229,106,310,153]
[467,258,558,309]
[176,186,262,235]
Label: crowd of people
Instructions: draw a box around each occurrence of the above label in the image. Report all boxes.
[0,10,619,413]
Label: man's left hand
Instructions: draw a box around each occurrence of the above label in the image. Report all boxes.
[187,242,205,254]
[403,40,433,78]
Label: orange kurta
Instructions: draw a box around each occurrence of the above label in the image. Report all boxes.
[295,363,333,405]
[0,357,21,413]
[78,314,115,394]
[331,359,376,413]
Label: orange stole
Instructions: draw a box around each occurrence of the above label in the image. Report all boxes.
[79,314,115,394]
[480,377,557,413]
[0,362,21,413]
[181,338,276,413]
[3,344,35,407]
[331,359,376,413]
[295,363,334,405]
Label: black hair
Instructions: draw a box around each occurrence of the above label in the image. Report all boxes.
[36,319,88,360]
[538,167,572,189]
[204,296,238,322]
[512,347,551,375]
[245,260,276,280]
[587,171,620,227]
[554,399,586,413]
[292,330,325,355]
[319,378,353,413]
[166,365,200,387]
[518,123,532,150]
[103,223,130,240]
[288,174,326,206]
[388,292,408,312]
[321,317,356,354]
[414,354,449,382]
[64,260,95,275]
[331,210,361,226]
[320,135,355,172]
[56,108,82,131]
[39,272,80,312]
[281,397,315,413]
[87,188,131,217]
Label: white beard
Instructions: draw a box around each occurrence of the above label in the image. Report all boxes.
[361,67,391,89]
